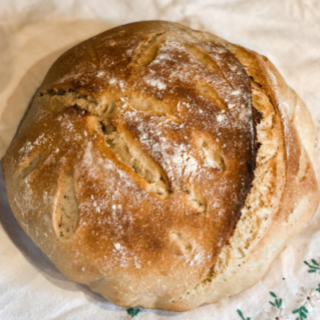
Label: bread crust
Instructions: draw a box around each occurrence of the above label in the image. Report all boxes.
[2,21,319,311]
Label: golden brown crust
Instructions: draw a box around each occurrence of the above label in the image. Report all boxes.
[2,21,319,312]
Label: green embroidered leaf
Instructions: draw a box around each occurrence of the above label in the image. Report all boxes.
[316,284,320,293]
[237,310,243,317]
[127,307,140,318]
[237,309,244,319]
[269,292,283,309]
[304,259,320,272]
[133,309,141,316]
[237,309,246,320]
[293,306,309,320]
[304,261,311,266]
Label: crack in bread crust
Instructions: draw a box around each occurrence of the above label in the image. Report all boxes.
[171,71,281,303]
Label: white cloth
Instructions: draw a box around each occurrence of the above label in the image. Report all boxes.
[1,1,320,319]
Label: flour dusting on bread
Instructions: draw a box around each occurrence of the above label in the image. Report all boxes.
[2,21,319,312]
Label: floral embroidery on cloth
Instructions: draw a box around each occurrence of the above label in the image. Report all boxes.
[123,258,320,319]
[236,259,320,320]
[266,307,290,320]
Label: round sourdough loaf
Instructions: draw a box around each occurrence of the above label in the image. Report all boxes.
[2,21,319,311]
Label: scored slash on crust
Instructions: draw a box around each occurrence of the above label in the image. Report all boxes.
[18,152,41,179]
[53,171,79,239]
[99,119,171,199]
[37,88,215,211]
